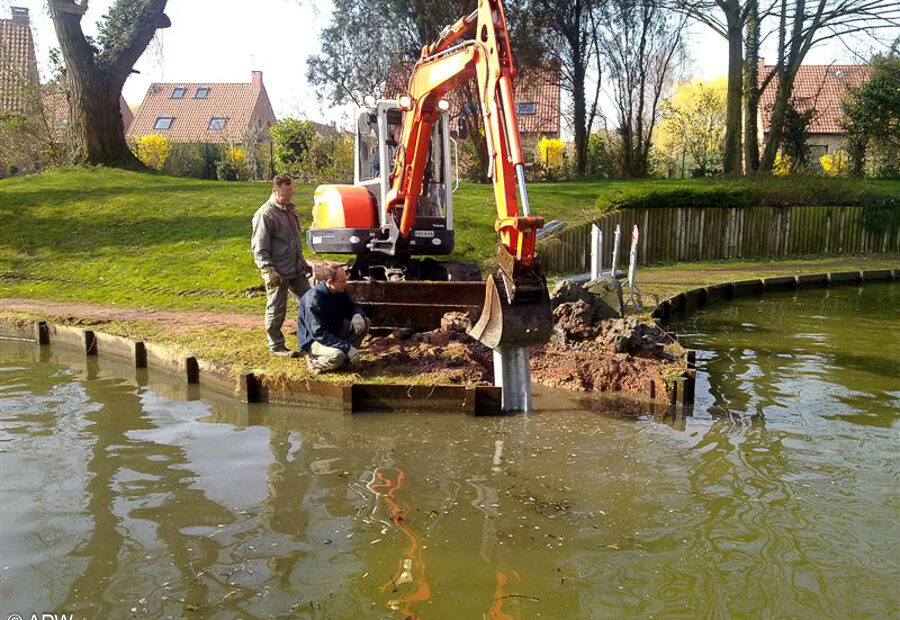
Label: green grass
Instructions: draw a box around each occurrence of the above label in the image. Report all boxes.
[2,167,895,386]
[2,166,897,312]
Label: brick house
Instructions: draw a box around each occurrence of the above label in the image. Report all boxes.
[758,61,872,162]
[0,7,39,116]
[127,71,276,145]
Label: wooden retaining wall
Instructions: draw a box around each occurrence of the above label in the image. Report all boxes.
[536,206,900,274]
[1,318,696,412]
[651,268,898,323]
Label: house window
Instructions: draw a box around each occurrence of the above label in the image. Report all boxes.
[171,87,185,99]
[58,118,69,129]
[807,144,828,170]
[195,87,210,99]
[154,117,174,130]
[517,102,537,116]
[208,117,227,130]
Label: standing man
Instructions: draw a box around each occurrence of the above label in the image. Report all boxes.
[252,175,312,358]
[297,263,371,374]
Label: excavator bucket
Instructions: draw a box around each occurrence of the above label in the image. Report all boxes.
[469,273,553,350]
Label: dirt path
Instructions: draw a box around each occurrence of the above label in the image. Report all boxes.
[0,298,273,331]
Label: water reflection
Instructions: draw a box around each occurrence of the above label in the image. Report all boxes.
[2,284,898,618]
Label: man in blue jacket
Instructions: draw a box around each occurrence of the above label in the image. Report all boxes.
[297,263,371,374]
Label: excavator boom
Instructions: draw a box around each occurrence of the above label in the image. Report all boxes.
[387,0,552,364]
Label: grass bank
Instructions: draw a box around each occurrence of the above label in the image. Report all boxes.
[2,167,897,313]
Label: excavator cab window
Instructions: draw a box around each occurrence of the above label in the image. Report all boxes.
[418,121,447,218]
[357,112,379,181]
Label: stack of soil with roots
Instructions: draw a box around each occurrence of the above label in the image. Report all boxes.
[361,277,684,401]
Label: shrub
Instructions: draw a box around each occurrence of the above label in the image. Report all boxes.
[537,137,564,169]
[215,158,239,181]
[592,177,888,214]
[860,192,900,233]
[134,134,172,170]
[820,150,849,177]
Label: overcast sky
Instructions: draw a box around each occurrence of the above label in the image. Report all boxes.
[5,0,892,137]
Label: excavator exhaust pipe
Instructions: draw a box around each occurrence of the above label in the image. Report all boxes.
[469,273,553,412]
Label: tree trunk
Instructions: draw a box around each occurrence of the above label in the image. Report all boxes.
[759,68,794,172]
[742,0,760,173]
[66,69,135,166]
[49,0,169,167]
[571,49,588,176]
[722,17,744,174]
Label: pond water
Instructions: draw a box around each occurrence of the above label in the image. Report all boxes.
[1,283,898,619]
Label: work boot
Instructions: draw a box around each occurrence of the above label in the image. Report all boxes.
[270,345,300,359]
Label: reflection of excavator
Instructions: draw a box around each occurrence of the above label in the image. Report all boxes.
[307,0,551,411]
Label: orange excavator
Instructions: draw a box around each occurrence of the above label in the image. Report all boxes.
[307,0,551,410]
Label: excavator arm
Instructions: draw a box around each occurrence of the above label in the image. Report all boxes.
[385,0,552,356]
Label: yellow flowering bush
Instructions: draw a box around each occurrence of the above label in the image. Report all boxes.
[773,152,791,176]
[225,146,245,166]
[537,136,564,169]
[134,134,172,171]
[819,150,848,176]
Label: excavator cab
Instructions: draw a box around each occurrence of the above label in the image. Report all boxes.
[308,100,457,268]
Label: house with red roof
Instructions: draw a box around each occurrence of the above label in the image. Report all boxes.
[758,60,872,161]
[0,7,39,116]
[127,71,276,145]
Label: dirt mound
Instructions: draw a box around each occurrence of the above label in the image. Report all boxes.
[361,304,682,398]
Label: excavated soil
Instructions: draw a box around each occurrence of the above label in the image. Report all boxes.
[360,311,683,399]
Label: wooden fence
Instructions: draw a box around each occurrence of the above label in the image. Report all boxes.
[535,205,900,274]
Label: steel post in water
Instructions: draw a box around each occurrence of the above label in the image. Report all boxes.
[493,346,533,412]
[611,224,622,277]
[591,224,603,279]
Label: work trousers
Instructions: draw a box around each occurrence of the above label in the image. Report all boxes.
[265,275,311,350]
[307,318,371,372]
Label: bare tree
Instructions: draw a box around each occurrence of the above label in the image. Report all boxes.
[307,0,543,181]
[597,0,687,177]
[532,0,604,176]
[757,0,900,172]
[48,0,170,166]
[674,0,758,174]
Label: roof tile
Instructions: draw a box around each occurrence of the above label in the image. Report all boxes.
[127,74,275,143]
[0,16,40,114]
[759,63,872,134]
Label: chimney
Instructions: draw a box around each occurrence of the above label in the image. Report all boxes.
[11,7,29,26]
[251,71,263,88]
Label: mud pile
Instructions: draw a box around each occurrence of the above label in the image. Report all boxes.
[361,279,683,398]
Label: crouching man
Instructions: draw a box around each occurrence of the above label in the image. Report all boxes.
[297,264,371,374]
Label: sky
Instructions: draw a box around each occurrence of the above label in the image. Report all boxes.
[5,0,893,137]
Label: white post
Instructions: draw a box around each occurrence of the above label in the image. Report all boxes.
[590,224,603,279]
[628,225,639,291]
[628,225,642,310]
[610,224,621,278]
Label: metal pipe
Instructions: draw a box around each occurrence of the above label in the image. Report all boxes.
[515,164,530,217]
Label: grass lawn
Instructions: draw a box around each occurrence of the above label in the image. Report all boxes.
[2,166,897,313]
[2,166,896,385]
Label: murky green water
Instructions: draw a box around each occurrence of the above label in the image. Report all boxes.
[2,283,898,619]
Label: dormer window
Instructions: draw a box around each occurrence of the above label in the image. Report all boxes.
[195,87,210,99]
[517,102,537,116]
[154,116,174,130]
[208,117,227,130]
[171,87,185,99]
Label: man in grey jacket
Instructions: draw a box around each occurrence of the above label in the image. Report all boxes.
[251,175,312,357]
